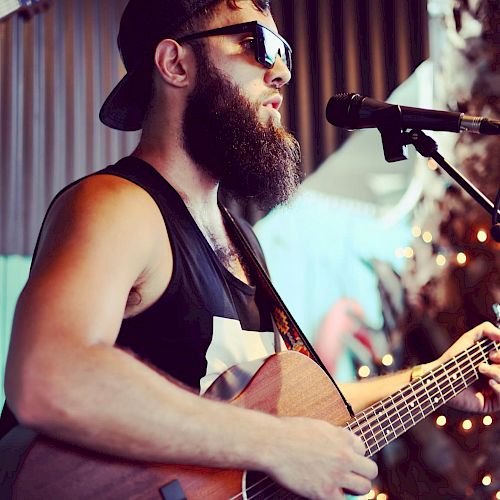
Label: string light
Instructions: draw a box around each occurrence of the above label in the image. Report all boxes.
[477,230,488,243]
[482,474,492,486]
[436,254,447,266]
[427,159,438,171]
[382,354,394,366]
[403,247,414,259]
[376,494,388,500]
[365,490,376,500]
[462,419,473,431]
[456,252,467,265]
[422,231,433,243]
[495,490,500,499]
[436,415,447,426]
[482,415,493,426]
[412,226,422,238]
[358,366,371,378]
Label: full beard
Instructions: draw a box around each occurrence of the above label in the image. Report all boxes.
[182,48,303,211]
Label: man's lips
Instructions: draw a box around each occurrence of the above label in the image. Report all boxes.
[261,94,283,110]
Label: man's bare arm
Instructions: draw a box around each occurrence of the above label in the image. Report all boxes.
[339,367,425,414]
[5,174,377,499]
[339,322,500,414]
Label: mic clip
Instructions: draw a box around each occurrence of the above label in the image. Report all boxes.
[372,104,409,163]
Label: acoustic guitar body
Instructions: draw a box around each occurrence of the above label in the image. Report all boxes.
[9,351,351,499]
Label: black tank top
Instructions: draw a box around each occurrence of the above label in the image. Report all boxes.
[0,156,278,437]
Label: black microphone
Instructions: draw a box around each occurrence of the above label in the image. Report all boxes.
[326,93,500,135]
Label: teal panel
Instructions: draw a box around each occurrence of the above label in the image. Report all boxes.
[0,256,31,408]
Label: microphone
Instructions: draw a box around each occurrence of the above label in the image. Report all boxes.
[326,93,500,135]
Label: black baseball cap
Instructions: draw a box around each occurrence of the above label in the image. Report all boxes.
[99,0,219,131]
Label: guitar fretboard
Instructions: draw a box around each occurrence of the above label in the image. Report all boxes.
[346,338,499,456]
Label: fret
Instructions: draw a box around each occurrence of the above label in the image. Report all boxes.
[401,387,417,427]
[400,392,418,432]
[441,363,459,399]
[464,348,479,381]
[361,410,379,454]
[419,375,436,414]
[409,381,426,422]
[372,403,389,449]
[430,369,445,407]
[447,362,461,395]
[453,356,469,390]
[379,398,397,444]
[389,394,405,434]
[443,363,461,400]
[478,343,489,364]
[351,417,369,455]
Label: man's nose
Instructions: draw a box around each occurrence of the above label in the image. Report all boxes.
[264,53,291,88]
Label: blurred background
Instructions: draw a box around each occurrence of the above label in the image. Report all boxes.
[1,0,499,498]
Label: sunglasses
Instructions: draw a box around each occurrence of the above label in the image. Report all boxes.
[177,21,292,73]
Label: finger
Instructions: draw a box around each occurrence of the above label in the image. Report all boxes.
[331,490,344,500]
[350,432,367,456]
[489,379,500,392]
[478,363,500,383]
[472,321,500,342]
[351,455,378,480]
[490,350,500,362]
[341,473,372,496]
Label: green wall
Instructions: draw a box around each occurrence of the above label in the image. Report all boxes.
[0,256,31,407]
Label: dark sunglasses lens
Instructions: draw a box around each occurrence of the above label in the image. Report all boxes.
[260,27,292,71]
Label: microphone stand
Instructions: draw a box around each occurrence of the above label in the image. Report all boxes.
[372,105,500,243]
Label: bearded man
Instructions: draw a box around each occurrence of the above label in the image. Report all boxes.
[2,1,500,499]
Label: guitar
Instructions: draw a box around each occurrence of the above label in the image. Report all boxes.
[0,0,46,21]
[4,336,499,499]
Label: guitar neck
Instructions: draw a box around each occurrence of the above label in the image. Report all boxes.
[346,338,499,457]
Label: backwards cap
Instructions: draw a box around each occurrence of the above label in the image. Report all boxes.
[99,0,219,131]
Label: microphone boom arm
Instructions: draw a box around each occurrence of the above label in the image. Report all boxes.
[402,128,500,243]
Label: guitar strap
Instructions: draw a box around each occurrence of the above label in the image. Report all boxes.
[221,205,354,418]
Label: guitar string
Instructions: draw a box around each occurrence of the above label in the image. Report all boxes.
[239,354,486,500]
[349,339,496,446]
[358,360,481,456]
[248,478,290,500]
[348,344,484,442]
[349,341,496,454]
[347,339,495,444]
[349,340,491,449]
[232,339,497,499]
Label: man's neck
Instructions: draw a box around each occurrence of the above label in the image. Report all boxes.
[132,141,220,218]
[133,140,251,286]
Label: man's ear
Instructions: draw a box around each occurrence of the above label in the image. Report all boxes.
[154,39,193,88]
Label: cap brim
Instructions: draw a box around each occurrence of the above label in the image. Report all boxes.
[99,67,151,131]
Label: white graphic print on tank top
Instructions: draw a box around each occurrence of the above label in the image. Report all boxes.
[199,316,285,395]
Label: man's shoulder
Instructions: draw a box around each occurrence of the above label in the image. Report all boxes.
[51,171,161,224]
[29,169,172,301]
[36,171,168,264]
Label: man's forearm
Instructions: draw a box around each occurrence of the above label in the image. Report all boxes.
[339,361,437,413]
[9,342,281,471]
